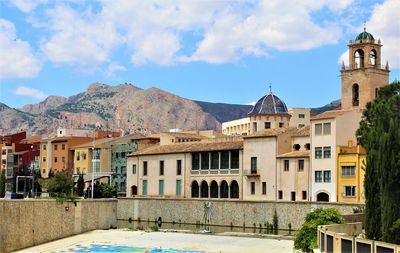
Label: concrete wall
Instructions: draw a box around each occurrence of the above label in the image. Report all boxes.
[0,199,117,253]
[117,198,363,231]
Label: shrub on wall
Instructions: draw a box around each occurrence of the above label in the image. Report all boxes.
[0,170,5,198]
[294,208,344,253]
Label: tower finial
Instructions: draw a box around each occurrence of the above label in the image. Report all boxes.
[269,83,272,94]
[364,21,366,32]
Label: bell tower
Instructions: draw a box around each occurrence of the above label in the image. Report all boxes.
[341,28,389,110]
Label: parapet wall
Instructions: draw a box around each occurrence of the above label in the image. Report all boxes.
[117,198,363,230]
[0,199,117,253]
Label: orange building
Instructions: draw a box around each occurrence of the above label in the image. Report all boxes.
[40,136,93,177]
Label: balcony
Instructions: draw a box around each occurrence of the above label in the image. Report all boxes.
[244,169,260,177]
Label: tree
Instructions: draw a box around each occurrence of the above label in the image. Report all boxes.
[93,182,117,198]
[294,208,344,253]
[41,170,74,197]
[357,81,400,243]
[76,173,84,197]
[0,170,6,198]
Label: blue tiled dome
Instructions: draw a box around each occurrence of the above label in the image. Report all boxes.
[248,92,288,116]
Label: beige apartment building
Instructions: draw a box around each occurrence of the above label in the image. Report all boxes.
[276,126,310,201]
[127,139,243,199]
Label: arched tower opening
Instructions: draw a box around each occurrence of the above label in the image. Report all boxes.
[354,49,364,68]
[370,49,376,67]
[352,83,359,106]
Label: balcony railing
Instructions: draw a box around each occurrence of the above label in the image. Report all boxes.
[244,169,260,177]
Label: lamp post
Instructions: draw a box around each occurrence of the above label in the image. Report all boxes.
[31,145,35,198]
[91,140,95,199]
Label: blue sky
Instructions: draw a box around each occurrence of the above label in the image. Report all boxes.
[0,0,399,109]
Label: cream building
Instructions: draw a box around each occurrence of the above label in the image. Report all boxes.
[222,90,310,136]
[276,126,311,201]
[126,139,243,199]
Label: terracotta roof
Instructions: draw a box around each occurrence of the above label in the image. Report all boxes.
[21,135,42,143]
[311,109,360,120]
[132,140,243,156]
[40,136,92,143]
[71,138,115,149]
[161,132,206,139]
[244,127,297,139]
[292,126,310,137]
[277,150,310,158]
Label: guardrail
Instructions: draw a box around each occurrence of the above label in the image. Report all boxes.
[318,223,400,253]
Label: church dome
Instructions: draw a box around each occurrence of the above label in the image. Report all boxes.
[356,30,374,41]
[248,90,289,116]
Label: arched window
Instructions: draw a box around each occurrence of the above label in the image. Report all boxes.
[316,192,329,202]
[352,83,359,106]
[293,144,301,151]
[220,180,229,198]
[210,181,219,198]
[131,185,137,196]
[230,180,239,199]
[370,49,376,66]
[354,49,364,68]
[200,181,209,198]
[191,181,199,198]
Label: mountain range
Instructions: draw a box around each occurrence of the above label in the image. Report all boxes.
[0,83,340,136]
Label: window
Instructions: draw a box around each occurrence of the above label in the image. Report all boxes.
[352,83,359,106]
[315,147,322,159]
[54,157,58,163]
[315,171,323,182]
[121,152,126,158]
[77,152,80,161]
[42,157,46,162]
[62,144,65,150]
[342,166,355,176]
[253,122,257,132]
[62,156,65,163]
[176,180,182,196]
[231,150,239,169]
[82,152,87,160]
[159,180,164,196]
[344,186,356,197]
[42,169,46,174]
[279,122,284,128]
[302,191,307,200]
[132,164,137,174]
[159,160,164,175]
[211,152,219,169]
[323,171,331,182]
[121,166,126,174]
[298,124,305,128]
[315,124,322,136]
[221,151,229,169]
[262,182,266,195]
[265,122,271,129]
[251,182,255,195]
[143,161,148,176]
[323,123,331,135]
[298,160,304,171]
[250,157,257,173]
[201,152,209,170]
[323,146,331,158]
[54,144,58,150]
[43,144,46,150]
[192,153,200,170]
[305,143,310,150]
[115,166,119,174]
[116,153,120,158]
[142,180,147,195]
[291,192,296,201]
[284,160,289,171]
[293,144,301,150]
[177,160,182,175]
[278,191,283,199]
[299,114,305,119]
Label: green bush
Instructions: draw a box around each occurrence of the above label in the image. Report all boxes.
[0,170,6,198]
[41,170,74,196]
[294,208,344,253]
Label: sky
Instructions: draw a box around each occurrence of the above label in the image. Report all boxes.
[0,0,399,109]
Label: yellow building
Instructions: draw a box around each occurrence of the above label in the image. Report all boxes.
[336,144,366,203]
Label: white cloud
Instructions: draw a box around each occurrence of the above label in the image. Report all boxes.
[15,86,47,100]
[41,5,120,65]
[9,0,48,13]
[0,19,41,79]
[105,62,127,78]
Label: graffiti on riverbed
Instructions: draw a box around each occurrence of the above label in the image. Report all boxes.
[56,243,206,253]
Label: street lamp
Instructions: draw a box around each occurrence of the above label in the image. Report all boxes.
[91,139,95,198]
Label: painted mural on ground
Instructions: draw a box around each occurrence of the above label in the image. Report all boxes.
[54,243,206,253]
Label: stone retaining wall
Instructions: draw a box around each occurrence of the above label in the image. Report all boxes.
[0,199,117,253]
[117,198,363,231]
